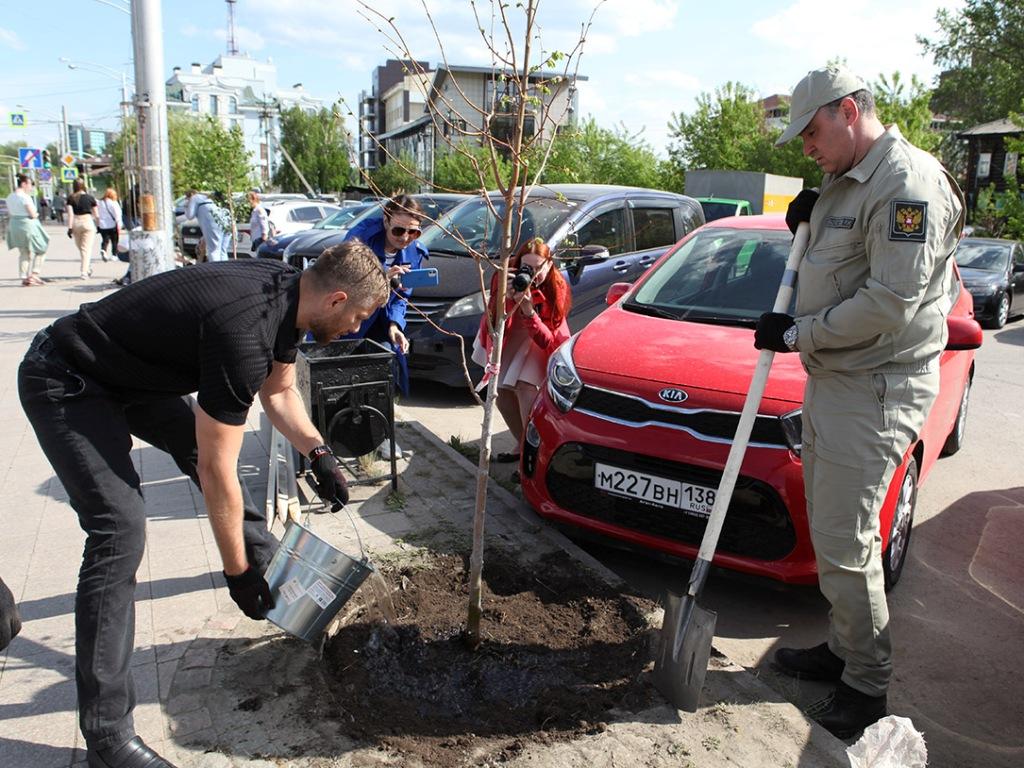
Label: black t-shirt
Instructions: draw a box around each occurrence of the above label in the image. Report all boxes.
[51,260,303,425]
[70,193,97,215]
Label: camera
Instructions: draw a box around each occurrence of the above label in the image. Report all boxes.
[512,263,534,292]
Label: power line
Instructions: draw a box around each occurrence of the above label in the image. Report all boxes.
[0,84,122,100]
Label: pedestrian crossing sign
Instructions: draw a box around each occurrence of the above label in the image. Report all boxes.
[9,112,26,128]
[62,166,79,181]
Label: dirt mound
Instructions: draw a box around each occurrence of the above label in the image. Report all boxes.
[322,549,660,766]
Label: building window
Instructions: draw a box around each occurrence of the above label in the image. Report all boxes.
[977,152,992,178]
[190,94,200,113]
[210,95,219,115]
[1005,152,1019,178]
[229,96,238,114]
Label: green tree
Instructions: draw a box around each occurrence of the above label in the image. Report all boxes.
[273,103,352,194]
[973,118,1024,238]
[664,82,821,189]
[433,143,512,192]
[531,118,662,188]
[0,140,28,196]
[871,73,941,153]
[368,152,420,196]
[919,0,1024,126]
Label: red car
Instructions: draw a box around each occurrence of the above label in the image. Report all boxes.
[521,215,982,587]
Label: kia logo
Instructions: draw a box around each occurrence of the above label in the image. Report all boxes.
[658,388,688,403]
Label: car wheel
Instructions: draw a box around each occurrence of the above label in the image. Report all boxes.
[940,374,972,456]
[987,292,1010,329]
[883,459,918,591]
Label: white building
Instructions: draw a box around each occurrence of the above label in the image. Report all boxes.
[165,54,323,184]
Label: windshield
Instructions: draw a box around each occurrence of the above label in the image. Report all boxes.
[955,240,1010,272]
[628,227,794,323]
[700,201,742,222]
[315,206,369,229]
[418,196,575,256]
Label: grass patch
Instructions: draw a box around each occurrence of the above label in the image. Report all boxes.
[448,435,480,464]
[385,490,407,511]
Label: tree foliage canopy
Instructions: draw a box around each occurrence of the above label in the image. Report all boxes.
[274,104,352,194]
[919,0,1024,125]
[433,142,512,193]
[531,118,663,189]
[368,151,421,197]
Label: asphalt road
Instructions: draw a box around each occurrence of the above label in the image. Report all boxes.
[400,316,1024,768]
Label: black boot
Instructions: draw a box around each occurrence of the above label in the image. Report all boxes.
[805,681,887,740]
[87,736,178,768]
[774,641,845,681]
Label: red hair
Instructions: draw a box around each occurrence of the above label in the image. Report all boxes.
[488,238,572,330]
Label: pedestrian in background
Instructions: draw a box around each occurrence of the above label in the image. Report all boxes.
[5,174,50,286]
[343,195,426,460]
[67,179,99,279]
[185,189,230,261]
[248,190,271,251]
[754,64,965,739]
[474,238,571,464]
[97,188,123,263]
[53,189,67,224]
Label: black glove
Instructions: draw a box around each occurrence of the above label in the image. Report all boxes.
[224,566,274,620]
[754,312,797,353]
[0,576,23,651]
[67,228,73,239]
[309,444,350,508]
[785,189,819,235]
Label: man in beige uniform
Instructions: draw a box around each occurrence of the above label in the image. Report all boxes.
[754,64,964,739]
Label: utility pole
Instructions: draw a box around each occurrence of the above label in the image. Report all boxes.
[130,0,174,279]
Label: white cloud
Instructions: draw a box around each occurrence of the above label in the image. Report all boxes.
[750,0,960,89]
[583,0,680,38]
[624,70,700,92]
[0,27,26,51]
[180,24,201,37]
[213,25,267,52]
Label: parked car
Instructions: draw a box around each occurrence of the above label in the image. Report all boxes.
[176,193,309,256]
[282,193,470,271]
[256,203,374,260]
[954,236,1024,328]
[520,214,982,588]
[405,185,705,387]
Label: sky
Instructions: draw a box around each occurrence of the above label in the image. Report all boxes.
[0,0,963,161]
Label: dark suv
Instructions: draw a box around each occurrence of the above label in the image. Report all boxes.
[405,184,705,387]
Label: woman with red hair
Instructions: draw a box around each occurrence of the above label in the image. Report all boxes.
[475,238,572,463]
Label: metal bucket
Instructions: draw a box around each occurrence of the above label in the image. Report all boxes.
[263,518,375,643]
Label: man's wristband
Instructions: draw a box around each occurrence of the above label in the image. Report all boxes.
[308,444,333,462]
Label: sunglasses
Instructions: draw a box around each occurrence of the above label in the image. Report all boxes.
[390,226,422,239]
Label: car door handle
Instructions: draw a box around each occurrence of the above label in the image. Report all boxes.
[612,261,629,273]
[638,256,655,266]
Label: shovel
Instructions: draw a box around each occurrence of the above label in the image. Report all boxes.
[652,222,811,711]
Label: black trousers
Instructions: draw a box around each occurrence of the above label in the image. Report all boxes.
[17,329,278,750]
[98,227,119,255]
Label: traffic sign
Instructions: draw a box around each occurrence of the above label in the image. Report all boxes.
[18,147,43,169]
[61,166,79,182]
[39,169,53,182]
[9,112,26,128]
[62,153,76,166]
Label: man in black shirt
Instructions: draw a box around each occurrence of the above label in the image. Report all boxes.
[18,241,388,768]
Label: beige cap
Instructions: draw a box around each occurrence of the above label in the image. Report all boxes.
[775,64,868,146]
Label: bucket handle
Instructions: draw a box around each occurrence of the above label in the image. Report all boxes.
[302,474,367,563]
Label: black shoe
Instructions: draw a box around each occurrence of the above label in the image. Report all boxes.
[805,681,887,740]
[87,736,178,768]
[774,642,845,681]
[495,451,520,463]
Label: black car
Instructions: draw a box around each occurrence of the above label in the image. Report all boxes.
[282,193,470,271]
[404,184,705,387]
[954,236,1024,328]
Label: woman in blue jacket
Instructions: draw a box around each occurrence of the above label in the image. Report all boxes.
[343,196,426,456]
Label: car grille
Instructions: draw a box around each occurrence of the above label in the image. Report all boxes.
[545,443,796,561]
[575,386,789,447]
[405,299,452,326]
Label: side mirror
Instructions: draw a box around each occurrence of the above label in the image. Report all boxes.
[606,282,632,306]
[580,244,611,265]
[946,315,983,350]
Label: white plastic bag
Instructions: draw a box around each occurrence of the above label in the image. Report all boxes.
[847,715,927,768]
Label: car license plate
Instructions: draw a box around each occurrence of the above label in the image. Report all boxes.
[594,462,715,518]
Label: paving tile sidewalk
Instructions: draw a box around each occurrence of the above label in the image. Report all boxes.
[0,225,848,767]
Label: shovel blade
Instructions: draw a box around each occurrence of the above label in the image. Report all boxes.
[652,591,717,712]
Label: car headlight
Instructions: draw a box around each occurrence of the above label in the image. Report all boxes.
[443,291,487,320]
[779,408,802,456]
[546,336,582,413]
[975,283,999,295]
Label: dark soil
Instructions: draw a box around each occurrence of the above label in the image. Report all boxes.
[321,548,660,766]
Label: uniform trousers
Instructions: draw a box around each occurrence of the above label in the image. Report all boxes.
[802,369,938,697]
[17,329,278,750]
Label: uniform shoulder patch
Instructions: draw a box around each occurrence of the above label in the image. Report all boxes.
[889,200,928,242]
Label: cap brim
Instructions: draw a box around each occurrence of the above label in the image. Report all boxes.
[775,109,815,147]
